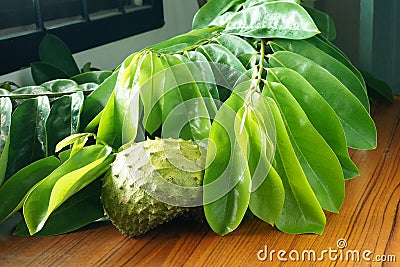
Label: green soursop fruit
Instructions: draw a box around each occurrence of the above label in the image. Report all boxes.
[102,138,206,237]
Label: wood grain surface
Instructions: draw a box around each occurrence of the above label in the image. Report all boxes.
[0,98,399,267]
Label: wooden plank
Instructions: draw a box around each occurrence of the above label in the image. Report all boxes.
[1,99,399,267]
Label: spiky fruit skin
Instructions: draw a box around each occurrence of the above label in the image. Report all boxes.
[102,138,205,237]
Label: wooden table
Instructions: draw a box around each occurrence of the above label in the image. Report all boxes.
[1,98,399,267]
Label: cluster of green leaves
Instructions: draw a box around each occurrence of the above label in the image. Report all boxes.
[91,0,377,236]
[0,72,113,235]
[0,0,380,237]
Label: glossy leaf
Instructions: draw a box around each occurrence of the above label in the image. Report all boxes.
[138,52,165,134]
[159,54,211,142]
[244,0,299,9]
[214,34,257,59]
[23,145,113,235]
[79,71,118,131]
[71,71,112,85]
[213,34,259,70]
[174,53,218,116]
[46,92,84,155]
[41,79,79,93]
[5,96,50,179]
[11,86,50,96]
[264,97,326,234]
[150,27,221,54]
[209,12,236,27]
[14,180,104,236]
[204,91,251,236]
[97,91,117,147]
[302,5,336,41]
[0,97,12,184]
[0,97,12,155]
[0,156,61,222]
[267,68,359,179]
[306,36,366,89]
[264,81,345,212]
[269,51,377,149]
[0,135,10,186]
[55,133,94,153]
[234,97,284,225]
[192,0,245,29]
[196,44,246,102]
[269,39,370,111]
[79,82,98,91]
[114,52,143,147]
[31,62,70,85]
[185,51,220,101]
[39,34,80,77]
[224,2,319,39]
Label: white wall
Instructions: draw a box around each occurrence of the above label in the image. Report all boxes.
[0,0,199,86]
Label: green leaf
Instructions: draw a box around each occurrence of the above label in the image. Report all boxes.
[264,97,326,234]
[39,34,80,77]
[81,62,92,73]
[55,133,95,153]
[0,97,12,184]
[302,5,336,41]
[0,97,12,155]
[192,0,245,29]
[203,90,251,236]
[5,96,50,180]
[10,86,51,106]
[209,12,236,27]
[46,92,84,155]
[359,69,394,104]
[0,135,10,186]
[14,180,104,236]
[235,96,284,225]
[269,51,377,149]
[267,68,359,179]
[97,92,117,147]
[31,62,70,85]
[269,39,370,112]
[114,52,144,147]
[306,36,366,90]
[138,52,164,135]
[174,53,218,117]
[79,82,98,91]
[149,27,221,54]
[41,79,79,93]
[0,156,61,222]
[185,51,220,101]
[71,71,113,85]
[196,44,246,102]
[224,2,319,39]
[23,145,113,235]
[244,0,299,9]
[264,81,345,212]
[79,71,118,131]
[213,34,259,69]
[214,34,257,59]
[159,54,211,143]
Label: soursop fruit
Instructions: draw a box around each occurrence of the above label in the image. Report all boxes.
[101,138,206,237]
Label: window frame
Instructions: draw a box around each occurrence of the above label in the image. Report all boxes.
[0,0,164,75]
